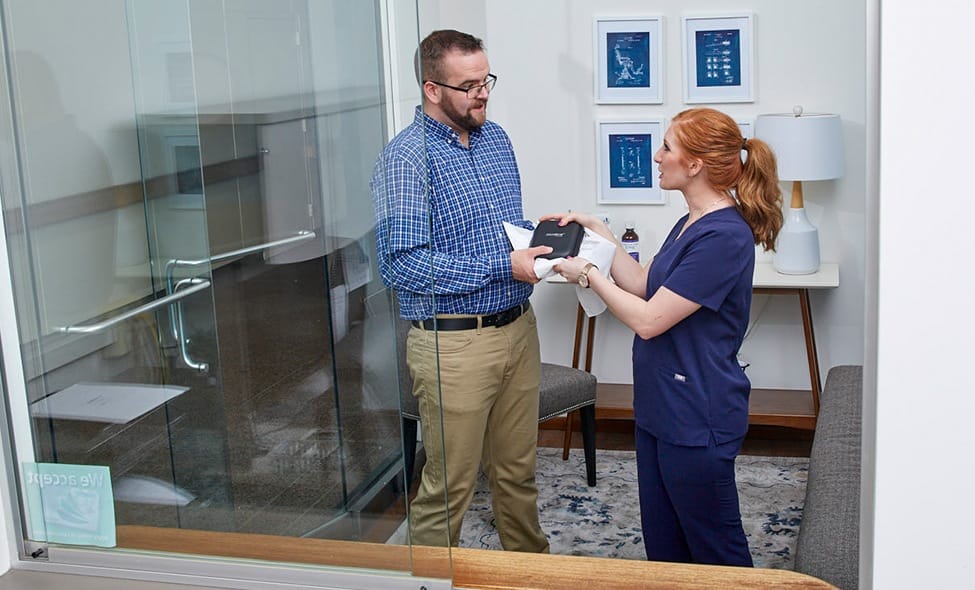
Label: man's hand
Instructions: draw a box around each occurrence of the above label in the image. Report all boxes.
[511,246,552,283]
[538,211,616,243]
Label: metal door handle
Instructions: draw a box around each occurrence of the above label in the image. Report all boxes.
[165,230,317,338]
[57,279,211,334]
[164,230,317,371]
[166,230,316,271]
[172,277,211,372]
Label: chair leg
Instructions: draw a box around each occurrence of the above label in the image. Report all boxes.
[561,411,574,460]
[579,404,596,486]
[402,417,418,487]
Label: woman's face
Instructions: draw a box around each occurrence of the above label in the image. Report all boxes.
[653,128,695,191]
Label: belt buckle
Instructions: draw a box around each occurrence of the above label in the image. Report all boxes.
[506,305,518,323]
[496,304,518,327]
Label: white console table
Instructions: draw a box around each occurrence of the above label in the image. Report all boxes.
[568,262,840,430]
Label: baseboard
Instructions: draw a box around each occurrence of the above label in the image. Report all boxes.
[539,416,635,434]
[746,425,814,440]
[542,417,814,440]
[539,417,569,430]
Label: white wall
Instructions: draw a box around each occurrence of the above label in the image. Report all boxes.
[873,1,975,587]
[418,0,486,41]
[417,0,868,388]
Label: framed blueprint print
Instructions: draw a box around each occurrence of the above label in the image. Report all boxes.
[594,17,663,104]
[682,14,753,103]
[596,120,664,204]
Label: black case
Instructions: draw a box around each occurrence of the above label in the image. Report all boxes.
[529,220,585,259]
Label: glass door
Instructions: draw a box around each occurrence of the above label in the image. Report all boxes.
[0,0,234,541]
[0,0,445,583]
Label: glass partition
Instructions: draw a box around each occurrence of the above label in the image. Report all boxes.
[0,0,449,584]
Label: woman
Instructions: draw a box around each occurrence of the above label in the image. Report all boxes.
[549,108,782,566]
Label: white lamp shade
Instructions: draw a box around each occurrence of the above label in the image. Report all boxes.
[754,113,844,181]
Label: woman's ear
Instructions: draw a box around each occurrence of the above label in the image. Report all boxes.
[686,158,704,177]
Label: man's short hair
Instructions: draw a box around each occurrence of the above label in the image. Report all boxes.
[414,29,485,85]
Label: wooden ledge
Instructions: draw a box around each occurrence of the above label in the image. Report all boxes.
[117,526,835,589]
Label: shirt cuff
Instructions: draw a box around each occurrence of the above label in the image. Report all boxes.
[489,253,512,281]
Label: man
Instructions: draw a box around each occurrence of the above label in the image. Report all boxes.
[371,29,551,552]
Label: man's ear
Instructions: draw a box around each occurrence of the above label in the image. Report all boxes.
[422,81,441,105]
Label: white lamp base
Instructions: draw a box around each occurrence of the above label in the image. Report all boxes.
[774,208,820,275]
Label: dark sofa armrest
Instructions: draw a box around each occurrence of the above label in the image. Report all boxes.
[794,365,863,589]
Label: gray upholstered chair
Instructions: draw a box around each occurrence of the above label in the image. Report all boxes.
[396,319,597,487]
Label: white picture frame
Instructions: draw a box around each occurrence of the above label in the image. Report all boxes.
[596,120,664,205]
[593,16,663,104]
[682,13,754,104]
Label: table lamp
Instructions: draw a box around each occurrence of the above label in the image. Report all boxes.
[754,107,844,275]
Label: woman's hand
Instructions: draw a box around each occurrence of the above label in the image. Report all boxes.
[539,212,615,243]
[553,256,593,284]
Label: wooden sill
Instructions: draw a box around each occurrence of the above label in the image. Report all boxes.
[748,388,817,430]
[594,383,635,420]
[582,384,818,430]
[116,525,835,589]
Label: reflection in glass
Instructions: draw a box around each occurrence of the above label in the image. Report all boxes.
[0,0,437,580]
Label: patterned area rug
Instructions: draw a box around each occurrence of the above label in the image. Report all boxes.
[459,448,808,569]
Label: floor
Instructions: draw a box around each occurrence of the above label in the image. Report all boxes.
[373,419,813,547]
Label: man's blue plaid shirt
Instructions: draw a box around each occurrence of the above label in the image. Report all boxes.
[371,107,533,321]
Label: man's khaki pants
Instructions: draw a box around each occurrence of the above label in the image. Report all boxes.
[405,308,549,553]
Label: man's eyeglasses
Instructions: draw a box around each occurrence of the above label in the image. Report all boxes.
[426,74,497,98]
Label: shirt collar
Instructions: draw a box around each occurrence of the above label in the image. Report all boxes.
[414,106,483,147]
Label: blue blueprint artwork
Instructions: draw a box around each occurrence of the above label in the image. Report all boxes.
[695,29,741,87]
[609,134,652,188]
[607,31,650,88]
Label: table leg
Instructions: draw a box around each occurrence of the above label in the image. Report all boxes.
[797,288,822,416]
[571,304,585,370]
[584,315,596,373]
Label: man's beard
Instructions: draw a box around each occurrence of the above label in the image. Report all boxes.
[442,98,486,132]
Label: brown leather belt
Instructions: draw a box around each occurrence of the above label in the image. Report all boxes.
[412,302,530,331]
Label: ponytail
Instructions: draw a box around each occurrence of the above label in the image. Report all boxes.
[670,108,783,251]
[738,138,783,251]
